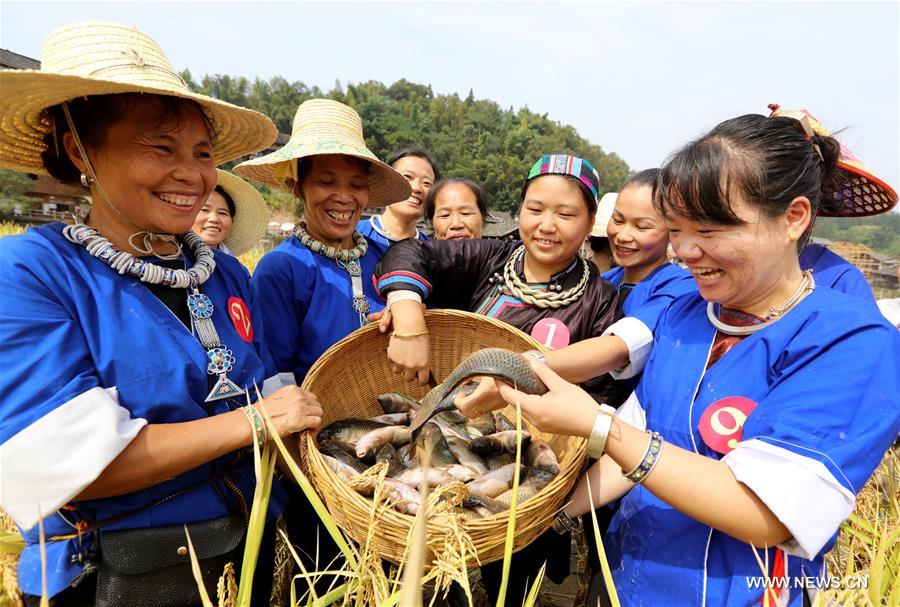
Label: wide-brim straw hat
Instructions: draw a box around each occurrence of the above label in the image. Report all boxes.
[0,21,277,174]
[215,170,269,256]
[234,99,411,207]
[768,104,897,217]
[590,192,617,238]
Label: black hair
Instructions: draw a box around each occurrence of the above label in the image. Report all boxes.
[41,93,216,184]
[388,148,440,181]
[521,174,597,216]
[654,114,841,233]
[589,235,612,253]
[621,168,660,192]
[214,185,237,217]
[424,177,489,221]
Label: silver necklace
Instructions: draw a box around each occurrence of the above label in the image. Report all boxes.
[294,221,370,326]
[64,219,244,402]
[706,271,816,336]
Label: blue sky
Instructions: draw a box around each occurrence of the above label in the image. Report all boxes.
[2,1,898,192]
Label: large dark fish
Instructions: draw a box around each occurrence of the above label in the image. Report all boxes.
[408,348,547,434]
[318,418,388,447]
[469,430,532,455]
[492,467,556,507]
[319,440,369,473]
[415,422,458,467]
[370,412,410,425]
[355,426,413,461]
[376,443,402,477]
[525,438,560,475]
[377,392,420,414]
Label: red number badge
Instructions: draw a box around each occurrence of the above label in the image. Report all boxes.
[698,396,759,455]
[228,297,254,343]
[530,318,571,350]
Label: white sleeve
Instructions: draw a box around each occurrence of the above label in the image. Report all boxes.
[0,387,146,531]
[386,290,423,309]
[603,316,653,379]
[722,438,857,560]
[614,391,647,431]
[261,372,297,396]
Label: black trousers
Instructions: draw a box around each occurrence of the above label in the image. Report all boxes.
[479,528,571,606]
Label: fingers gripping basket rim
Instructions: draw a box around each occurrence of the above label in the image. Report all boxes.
[298,309,588,568]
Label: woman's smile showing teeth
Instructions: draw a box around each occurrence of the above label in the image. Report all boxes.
[325,209,354,222]
[691,267,725,281]
[155,192,198,208]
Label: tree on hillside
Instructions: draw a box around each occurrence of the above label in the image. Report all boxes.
[182,72,632,214]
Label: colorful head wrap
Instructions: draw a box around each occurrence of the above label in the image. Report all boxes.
[526,154,602,203]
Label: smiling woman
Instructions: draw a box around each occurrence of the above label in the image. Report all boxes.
[0,21,324,607]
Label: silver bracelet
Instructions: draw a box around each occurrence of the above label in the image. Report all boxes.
[551,510,579,535]
[587,404,616,459]
[622,430,664,484]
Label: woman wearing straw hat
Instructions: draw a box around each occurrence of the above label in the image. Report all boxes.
[584,191,616,272]
[0,21,322,606]
[191,169,270,257]
[235,98,411,385]
[768,104,896,302]
[357,147,439,254]
[459,113,899,606]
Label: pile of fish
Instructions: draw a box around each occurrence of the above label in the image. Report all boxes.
[316,348,559,518]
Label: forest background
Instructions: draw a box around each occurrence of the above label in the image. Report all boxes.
[1,72,897,256]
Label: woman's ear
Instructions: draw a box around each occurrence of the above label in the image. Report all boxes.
[62,131,88,175]
[785,196,812,242]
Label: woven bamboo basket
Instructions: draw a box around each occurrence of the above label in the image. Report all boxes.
[298,309,588,568]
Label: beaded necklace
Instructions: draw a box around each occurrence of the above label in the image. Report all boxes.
[293,221,371,326]
[501,245,590,309]
[64,218,244,402]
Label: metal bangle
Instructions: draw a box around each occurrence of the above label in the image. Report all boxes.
[390,330,429,339]
[622,430,664,484]
[587,404,616,459]
[551,510,579,535]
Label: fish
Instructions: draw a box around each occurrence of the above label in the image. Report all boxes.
[431,410,478,442]
[319,440,369,473]
[415,422,459,467]
[409,348,548,434]
[494,412,518,432]
[445,435,488,475]
[318,418,389,447]
[525,439,560,475]
[377,392,420,414]
[492,467,556,507]
[463,495,508,516]
[376,443,402,477]
[351,476,421,515]
[466,413,497,437]
[469,430,532,455]
[395,442,418,469]
[483,451,516,471]
[394,466,457,488]
[355,426,413,461]
[370,412,410,425]
[467,463,519,498]
[322,454,361,482]
[444,463,479,483]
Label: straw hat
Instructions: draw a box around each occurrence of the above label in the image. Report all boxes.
[590,192,617,238]
[768,104,897,217]
[0,21,277,174]
[214,170,269,256]
[234,99,411,207]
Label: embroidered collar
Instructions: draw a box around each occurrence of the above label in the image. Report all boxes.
[369,215,422,242]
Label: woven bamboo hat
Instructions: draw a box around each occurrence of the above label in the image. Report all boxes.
[0,21,277,174]
[590,192,617,238]
[234,99,411,207]
[213,170,269,256]
[768,104,897,217]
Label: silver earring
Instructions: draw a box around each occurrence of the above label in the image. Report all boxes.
[80,173,94,187]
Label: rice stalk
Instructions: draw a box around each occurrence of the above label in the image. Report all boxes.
[217,563,238,607]
[253,385,360,572]
[184,525,215,607]
[422,482,474,605]
[37,508,47,607]
[584,473,620,607]
[494,392,524,607]
[522,562,546,607]
[0,222,25,238]
[236,391,279,607]
[398,448,430,607]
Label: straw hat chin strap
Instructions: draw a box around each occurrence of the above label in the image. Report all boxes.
[61,101,182,260]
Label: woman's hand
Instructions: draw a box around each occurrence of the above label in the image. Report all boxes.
[497,359,597,438]
[258,385,323,436]
[455,377,507,417]
[384,300,431,385]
